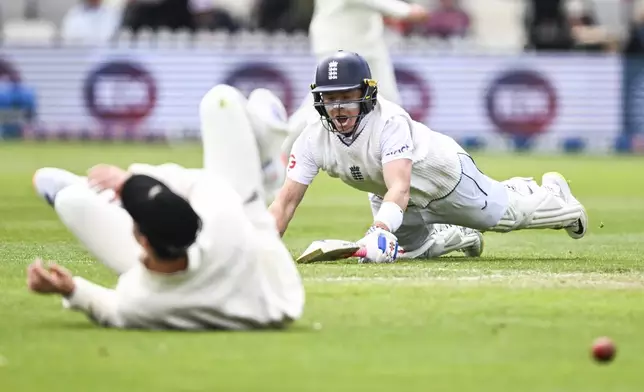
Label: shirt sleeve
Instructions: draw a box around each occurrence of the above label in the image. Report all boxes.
[351,0,413,18]
[286,133,319,186]
[62,277,126,328]
[380,116,415,165]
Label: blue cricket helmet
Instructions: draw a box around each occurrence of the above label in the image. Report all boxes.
[310,51,378,135]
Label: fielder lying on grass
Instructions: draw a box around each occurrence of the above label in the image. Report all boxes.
[269,51,589,264]
[28,85,304,330]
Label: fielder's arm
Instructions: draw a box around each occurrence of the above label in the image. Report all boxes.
[269,178,308,236]
[352,0,411,18]
[63,277,126,328]
[353,0,428,21]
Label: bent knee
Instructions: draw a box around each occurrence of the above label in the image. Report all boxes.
[54,184,93,216]
[200,84,245,113]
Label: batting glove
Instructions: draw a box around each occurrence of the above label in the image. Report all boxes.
[356,227,400,263]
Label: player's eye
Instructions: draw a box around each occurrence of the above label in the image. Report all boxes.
[324,102,360,112]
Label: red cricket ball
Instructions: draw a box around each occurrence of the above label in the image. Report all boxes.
[591,337,616,363]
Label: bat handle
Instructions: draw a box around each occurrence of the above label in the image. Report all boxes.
[353,248,367,258]
[352,248,405,258]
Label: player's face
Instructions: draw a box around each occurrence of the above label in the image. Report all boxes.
[321,89,363,133]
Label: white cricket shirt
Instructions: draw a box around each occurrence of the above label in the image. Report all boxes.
[287,97,466,207]
[63,164,305,330]
[309,0,412,57]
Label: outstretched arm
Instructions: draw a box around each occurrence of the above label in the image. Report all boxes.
[269,132,319,236]
[352,0,429,21]
[27,259,126,328]
[375,159,411,231]
[269,178,309,236]
[372,116,414,232]
[354,118,413,263]
[62,277,124,328]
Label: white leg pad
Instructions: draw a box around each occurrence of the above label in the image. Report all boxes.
[491,177,584,232]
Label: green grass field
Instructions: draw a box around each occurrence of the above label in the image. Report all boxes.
[1,142,644,391]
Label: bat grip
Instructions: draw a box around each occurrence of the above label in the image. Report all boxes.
[352,248,405,258]
[353,248,367,258]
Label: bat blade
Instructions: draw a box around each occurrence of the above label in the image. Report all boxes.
[296,239,361,263]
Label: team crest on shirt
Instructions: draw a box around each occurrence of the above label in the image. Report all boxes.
[349,165,364,181]
[328,61,338,80]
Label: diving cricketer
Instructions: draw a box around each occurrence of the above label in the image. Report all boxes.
[28,85,304,330]
[268,51,588,263]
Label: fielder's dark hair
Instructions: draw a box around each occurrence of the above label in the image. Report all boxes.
[120,174,202,261]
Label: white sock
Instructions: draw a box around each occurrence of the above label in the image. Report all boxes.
[32,168,86,206]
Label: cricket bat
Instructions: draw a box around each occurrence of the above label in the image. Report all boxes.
[296,239,405,263]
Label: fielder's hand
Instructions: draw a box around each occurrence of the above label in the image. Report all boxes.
[27,258,75,297]
[406,4,430,23]
[87,164,131,195]
[356,227,400,263]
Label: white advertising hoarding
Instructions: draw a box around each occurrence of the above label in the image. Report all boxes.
[0,47,622,151]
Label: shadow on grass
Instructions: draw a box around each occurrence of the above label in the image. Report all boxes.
[32,320,318,335]
[302,255,590,266]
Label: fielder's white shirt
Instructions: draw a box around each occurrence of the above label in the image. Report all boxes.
[309,0,412,57]
[63,164,305,330]
[287,97,467,207]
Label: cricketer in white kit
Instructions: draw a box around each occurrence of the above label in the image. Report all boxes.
[283,0,431,158]
[28,85,304,330]
[310,0,428,104]
[269,51,589,264]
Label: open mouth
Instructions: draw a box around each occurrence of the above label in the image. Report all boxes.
[335,115,351,129]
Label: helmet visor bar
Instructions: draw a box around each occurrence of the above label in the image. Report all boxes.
[323,101,361,113]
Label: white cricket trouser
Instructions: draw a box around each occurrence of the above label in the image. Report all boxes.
[54,85,283,275]
[370,153,585,253]
[424,154,510,229]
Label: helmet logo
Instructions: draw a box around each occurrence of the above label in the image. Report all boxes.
[327,61,338,80]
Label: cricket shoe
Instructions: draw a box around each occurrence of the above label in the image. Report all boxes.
[541,172,587,239]
[458,226,484,257]
[436,224,484,258]
[32,167,85,207]
[412,224,484,259]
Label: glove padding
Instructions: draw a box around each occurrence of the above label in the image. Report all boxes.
[356,227,400,263]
